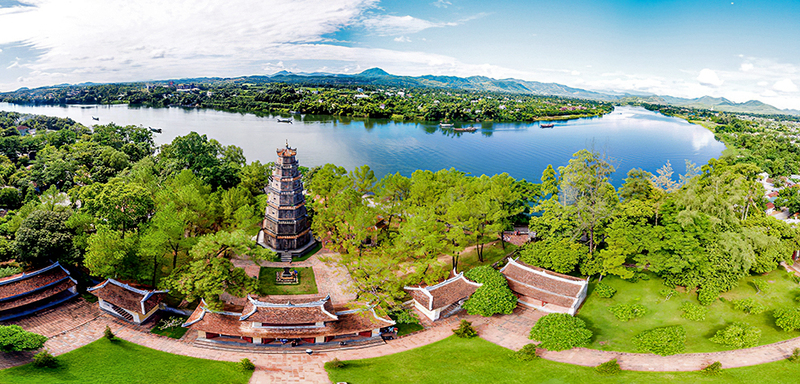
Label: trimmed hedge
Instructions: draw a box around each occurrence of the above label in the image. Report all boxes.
[529,313,592,351]
[595,359,621,375]
[731,298,767,315]
[774,307,800,332]
[633,326,686,356]
[709,322,761,348]
[679,302,708,322]
[462,266,517,317]
[594,282,616,298]
[608,304,646,322]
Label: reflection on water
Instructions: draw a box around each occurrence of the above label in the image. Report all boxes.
[0,103,725,186]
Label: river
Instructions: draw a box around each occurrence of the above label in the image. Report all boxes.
[0,103,725,186]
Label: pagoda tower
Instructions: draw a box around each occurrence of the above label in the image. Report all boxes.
[257,143,315,261]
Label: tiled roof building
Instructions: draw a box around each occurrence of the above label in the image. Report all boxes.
[500,258,588,315]
[183,294,394,346]
[404,272,482,321]
[88,279,167,324]
[0,262,78,321]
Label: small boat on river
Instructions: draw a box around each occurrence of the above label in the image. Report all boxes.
[149,127,162,133]
[92,116,99,121]
[540,123,555,128]
[439,122,454,128]
[453,126,477,132]
[277,118,293,123]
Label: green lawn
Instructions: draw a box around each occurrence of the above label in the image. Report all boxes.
[0,338,251,384]
[292,242,323,262]
[579,270,800,353]
[327,335,800,384]
[388,314,424,336]
[459,242,517,271]
[258,267,318,295]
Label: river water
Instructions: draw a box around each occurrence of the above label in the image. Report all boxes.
[0,103,725,186]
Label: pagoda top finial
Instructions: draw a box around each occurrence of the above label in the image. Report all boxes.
[286,139,289,148]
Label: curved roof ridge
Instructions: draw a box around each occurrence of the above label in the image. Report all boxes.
[0,261,61,286]
[504,258,587,285]
[247,294,331,308]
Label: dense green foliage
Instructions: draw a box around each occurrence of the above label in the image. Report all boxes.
[514,344,539,361]
[452,320,477,339]
[731,298,767,315]
[238,358,255,371]
[679,302,709,321]
[32,350,58,368]
[0,338,252,384]
[774,308,800,332]
[702,362,723,376]
[0,265,20,278]
[633,326,686,355]
[595,359,621,375]
[0,325,47,352]
[608,303,646,322]
[529,313,593,351]
[710,322,761,348]
[462,265,517,316]
[593,282,617,298]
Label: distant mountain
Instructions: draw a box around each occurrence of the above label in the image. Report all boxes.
[7,67,799,116]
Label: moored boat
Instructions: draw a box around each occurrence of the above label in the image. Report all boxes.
[540,123,555,128]
[453,126,477,132]
[439,122,454,128]
[277,118,293,123]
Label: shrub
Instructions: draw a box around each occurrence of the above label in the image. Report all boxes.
[453,320,477,338]
[608,304,646,322]
[594,282,616,298]
[390,309,420,325]
[710,322,761,348]
[104,325,115,340]
[32,349,58,368]
[0,265,20,279]
[702,361,722,375]
[774,307,800,332]
[633,326,686,356]
[659,288,677,300]
[731,298,767,315]
[325,358,346,369]
[239,358,255,371]
[679,302,708,321]
[514,344,539,361]
[519,237,584,274]
[698,288,719,306]
[529,313,592,351]
[752,280,769,294]
[462,266,517,317]
[595,358,621,375]
[788,348,800,363]
[0,325,48,352]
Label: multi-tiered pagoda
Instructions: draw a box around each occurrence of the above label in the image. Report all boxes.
[257,143,315,261]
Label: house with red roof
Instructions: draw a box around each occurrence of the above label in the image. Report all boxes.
[183,293,394,346]
[88,279,167,324]
[500,258,588,315]
[0,262,78,321]
[404,272,482,321]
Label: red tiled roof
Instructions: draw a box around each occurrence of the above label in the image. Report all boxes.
[239,294,337,324]
[88,279,167,315]
[404,273,482,311]
[0,263,71,301]
[500,259,587,309]
[1,279,75,311]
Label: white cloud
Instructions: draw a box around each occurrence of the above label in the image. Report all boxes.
[6,61,19,69]
[432,0,451,8]
[773,78,798,93]
[394,36,411,43]
[697,68,723,87]
[740,62,753,72]
[361,15,456,36]
[757,81,768,86]
[571,70,580,76]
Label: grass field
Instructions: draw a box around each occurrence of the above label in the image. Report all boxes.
[149,315,190,339]
[326,335,800,384]
[257,267,318,295]
[0,338,251,384]
[579,270,800,353]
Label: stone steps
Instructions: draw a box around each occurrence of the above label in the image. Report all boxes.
[193,337,385,354]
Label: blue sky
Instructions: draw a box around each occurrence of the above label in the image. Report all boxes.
[1,0,799,108]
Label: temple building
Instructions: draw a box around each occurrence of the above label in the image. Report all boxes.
[0,262,78,321]
[183,294,394,346]
[88,279,167,324]
[257,144,316,261]
[500,258,588,316]
[404,271,482,321]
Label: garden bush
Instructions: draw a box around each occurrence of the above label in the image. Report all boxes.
[659,288,677,300]
[632,326,686,356]
[702,361,722,375]
[239,358,255,371]
[529,313,592,351]
[679,302,708,321]
[462,266,517,317]
[0,265,20,279]
[595,358,621,375]
[32,350,58,368]
[0,325,47,352]
[325,358,346,369]
[774,307,800,332]
[752,280,769,294]
[513,344,539,361]
[608,304,646,322]
[453,320,477,338]
[709,322,761,348]
[732,298,767,315]
[594,282,616,298]
[104,325,115,340]
[788,348,800,363]
[698,288,719,306]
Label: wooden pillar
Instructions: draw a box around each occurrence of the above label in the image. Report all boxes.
[315,335,326,343]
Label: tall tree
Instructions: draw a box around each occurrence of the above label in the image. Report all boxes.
[14,209,77,267]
